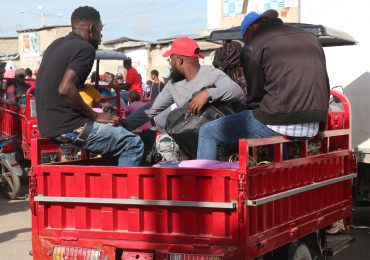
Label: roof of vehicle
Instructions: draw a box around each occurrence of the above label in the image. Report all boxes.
[95,49,128,60]
[208,23,357,47]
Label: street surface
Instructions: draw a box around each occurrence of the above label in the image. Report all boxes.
[0,181,369,260]
[0,181,32,259]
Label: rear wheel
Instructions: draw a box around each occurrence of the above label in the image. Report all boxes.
[0,162,21,199]
[289,242,312,260]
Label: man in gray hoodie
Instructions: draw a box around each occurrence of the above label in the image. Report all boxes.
[124,37,244,131]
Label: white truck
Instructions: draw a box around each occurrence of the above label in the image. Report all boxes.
[300,0,370,200]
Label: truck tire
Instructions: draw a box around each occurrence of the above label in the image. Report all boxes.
[0,163,21,200]
[289,242,312,260]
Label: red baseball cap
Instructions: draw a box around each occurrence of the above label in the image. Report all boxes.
[163,37,204,59]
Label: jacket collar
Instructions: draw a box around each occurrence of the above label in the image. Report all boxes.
[250,18,284,40]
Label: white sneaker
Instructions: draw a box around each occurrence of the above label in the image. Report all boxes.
[326,220,345,234]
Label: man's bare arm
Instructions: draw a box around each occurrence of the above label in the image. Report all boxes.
[58,69,119,125]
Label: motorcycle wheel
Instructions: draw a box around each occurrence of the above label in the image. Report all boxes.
[0,162,21,200]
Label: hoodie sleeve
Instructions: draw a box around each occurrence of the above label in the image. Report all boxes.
[206,68,244,103]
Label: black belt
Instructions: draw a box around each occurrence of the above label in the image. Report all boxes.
[54,121,94,144]
[74,121,94,144]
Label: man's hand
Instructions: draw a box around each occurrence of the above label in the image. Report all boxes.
[313,131,325,142]
[95,112,120,126]
[188,90,211,115]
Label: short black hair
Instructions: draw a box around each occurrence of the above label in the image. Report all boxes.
[151,70,159,77]
[108,72,115,79]
[71,6,100,24]
[25,68,32,77]
[124,58,132,67]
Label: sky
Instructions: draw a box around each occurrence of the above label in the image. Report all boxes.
[0,0,208,42]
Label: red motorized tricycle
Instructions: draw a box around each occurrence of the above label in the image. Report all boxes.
[29,24,357,259]
[0,78,39,199]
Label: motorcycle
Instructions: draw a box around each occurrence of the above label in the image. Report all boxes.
[0,136,23,199]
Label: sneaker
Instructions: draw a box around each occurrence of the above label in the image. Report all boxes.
[326,220,345,234]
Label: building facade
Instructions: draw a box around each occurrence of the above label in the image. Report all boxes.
[17,25,71,70]
[103,37,221,83]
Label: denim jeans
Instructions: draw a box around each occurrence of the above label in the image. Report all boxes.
[77,122,144,166]
[120,90,129,103]
[197,110,280,160]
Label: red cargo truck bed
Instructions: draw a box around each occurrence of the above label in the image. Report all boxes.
[30,125,355,259]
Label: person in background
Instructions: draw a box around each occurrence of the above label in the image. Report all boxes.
[124,90,157,165]
[122,58,142,97]
[142,69,165,103]
[25,67,36,88]
[196,9,330,160]
[25,68,33,79]
[115,73,125,90]
[0,62,6,97]
[124,91,153,132]
[106,72,114,85]
[116,72,129,106]
[98,72,114,97]
[79,83,112,108]
[6,68,30,105]
[35,5,143,166]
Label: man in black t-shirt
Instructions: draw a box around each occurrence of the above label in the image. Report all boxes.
[142,69,165,103]
[35,6,143,166]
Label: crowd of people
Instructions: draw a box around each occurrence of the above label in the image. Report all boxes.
[0,5,329,168]
[0,65,36,105]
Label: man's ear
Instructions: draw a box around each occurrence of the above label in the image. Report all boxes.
[89,24,94,35]
[250,23,259,32]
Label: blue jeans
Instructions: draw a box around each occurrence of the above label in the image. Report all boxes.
[77,122,144,166]
[197,110,280,160]
[120,90,129,103]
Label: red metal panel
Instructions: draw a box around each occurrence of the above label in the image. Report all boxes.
[245,151,353,256]
[31,94,354,259]
[0,102,24,138]
[34,165,239,247]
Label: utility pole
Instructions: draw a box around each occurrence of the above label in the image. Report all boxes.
[242,0,249,14]
[38,5,44,27]
[19,5,62,28]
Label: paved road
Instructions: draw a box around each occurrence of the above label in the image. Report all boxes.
[0,182,369,260]
[0,182,32,260]
[331,204,370,260]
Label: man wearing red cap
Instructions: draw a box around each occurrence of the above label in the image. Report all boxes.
[124,37,244,131]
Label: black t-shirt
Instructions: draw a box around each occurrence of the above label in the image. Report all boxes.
[35,32,95,137]
[150,81,165,103]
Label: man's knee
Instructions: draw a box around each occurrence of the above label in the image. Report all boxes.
[130,134,144,151]
[199,122,212,138]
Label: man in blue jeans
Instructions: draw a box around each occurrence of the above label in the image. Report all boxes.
[35,6,143,166]
[197,9,330,160]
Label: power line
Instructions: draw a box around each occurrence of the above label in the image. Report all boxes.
[102,0,155,18]
[103,0,185,21]
[110,18,207,29]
